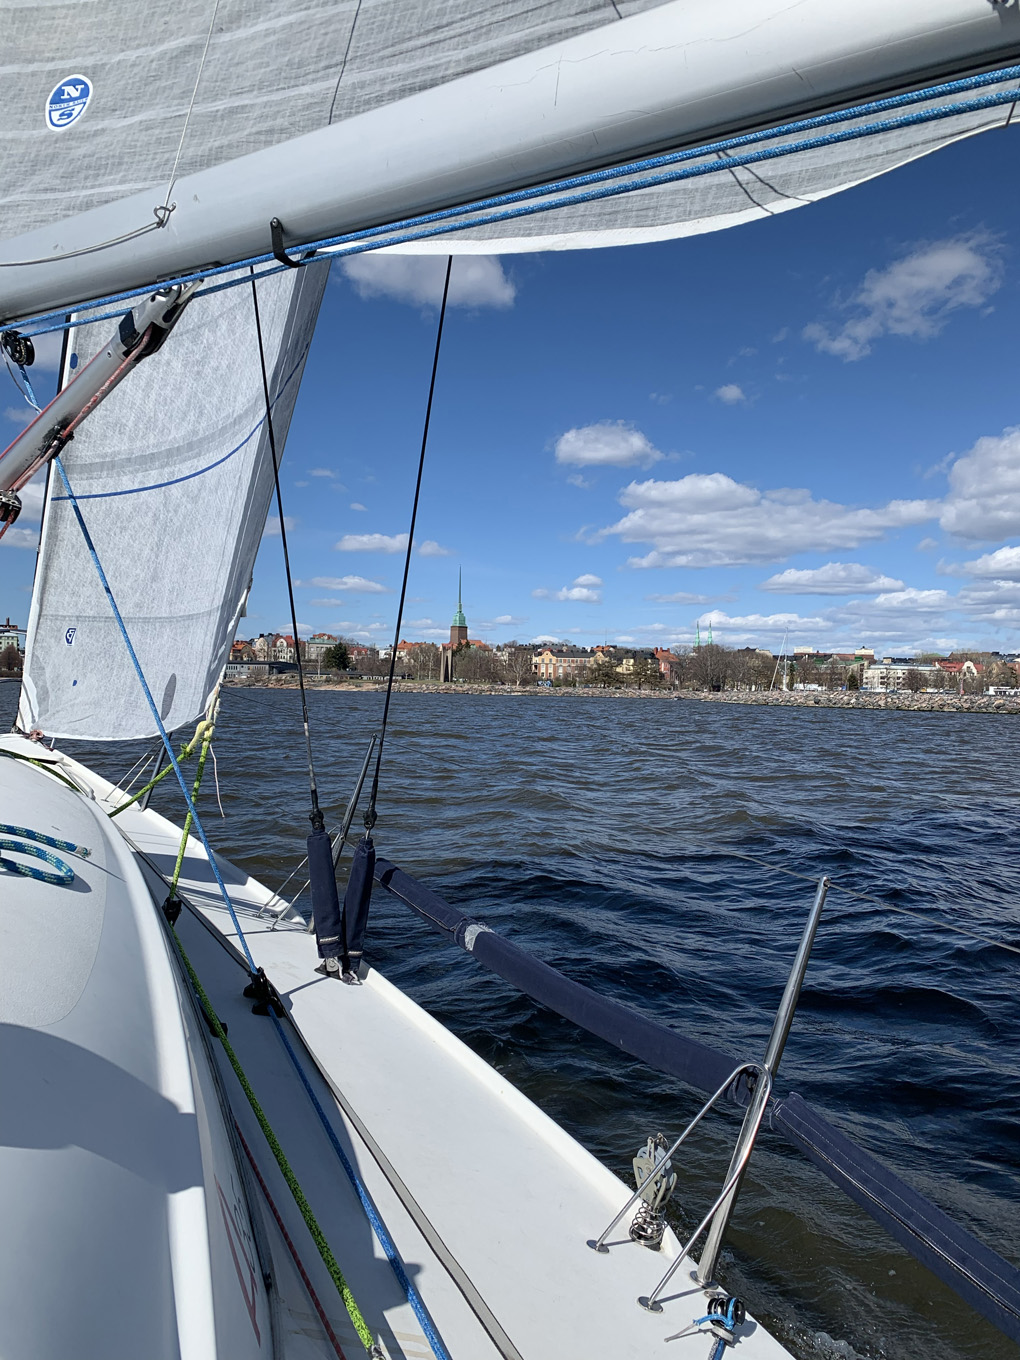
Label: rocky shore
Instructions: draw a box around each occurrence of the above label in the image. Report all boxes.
[227,675,1020,714]
[675,688,1020,714]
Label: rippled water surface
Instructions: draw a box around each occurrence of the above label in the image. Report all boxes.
[7,683,1019,1360]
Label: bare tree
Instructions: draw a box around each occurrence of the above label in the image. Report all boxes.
[985,659,1014,690]
[501,643,537,687]
[352,647,381,675]
[905,668,924,693]
[689,643,730,691]
[407,643,441,680]
[668,649,692,688]
[0,644,21,675]
[727,648,759,691]
[454,645,502,682]
[745,651,774,691]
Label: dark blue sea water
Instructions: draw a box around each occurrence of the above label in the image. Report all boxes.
[6,682,1018,1360]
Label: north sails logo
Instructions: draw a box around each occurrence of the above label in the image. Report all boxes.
[46,75,92,131]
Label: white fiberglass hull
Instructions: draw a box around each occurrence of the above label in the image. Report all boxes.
[0,735,794,1359]
[0,743,272,1358]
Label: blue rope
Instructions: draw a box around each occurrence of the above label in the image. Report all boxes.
[15,362,40,411]
[14,64,1020,338]
[49,346,308,502]
[0,823,88,885]
[55,451,448,1357]
[267,1012,451,1360]
[52,453,257,971]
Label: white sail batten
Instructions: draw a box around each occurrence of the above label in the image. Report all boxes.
[17,264,328,741]
[2,0,1019,320]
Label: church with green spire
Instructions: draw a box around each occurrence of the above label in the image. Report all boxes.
[449,567,468,647]
[441,569,470,681]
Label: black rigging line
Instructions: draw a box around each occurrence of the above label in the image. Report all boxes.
[364,255,454,833]
[249,270,323,827]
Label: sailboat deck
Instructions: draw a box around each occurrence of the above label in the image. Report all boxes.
[36,743,793,1360]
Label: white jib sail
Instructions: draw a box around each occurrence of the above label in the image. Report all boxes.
[18,263,328,741]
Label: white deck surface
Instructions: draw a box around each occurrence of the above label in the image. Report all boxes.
[3,736,795,1360]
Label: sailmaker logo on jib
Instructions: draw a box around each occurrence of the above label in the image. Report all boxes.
[46,75,92,131]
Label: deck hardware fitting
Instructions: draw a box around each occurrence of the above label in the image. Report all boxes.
[628,1134,677,1249]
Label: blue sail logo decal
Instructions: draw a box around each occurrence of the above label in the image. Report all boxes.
[46,75,92,131]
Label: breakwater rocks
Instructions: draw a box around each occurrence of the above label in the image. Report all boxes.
[678,688,1020,715]
[227,675,1020,713]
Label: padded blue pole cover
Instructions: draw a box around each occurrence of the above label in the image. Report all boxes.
[343,835,376,972]
[308,825,343,960]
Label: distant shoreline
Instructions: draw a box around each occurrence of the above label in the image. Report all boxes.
[224,678,1020,715]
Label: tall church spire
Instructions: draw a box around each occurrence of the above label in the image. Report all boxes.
[449,568,468,647]
[452,566,466,629]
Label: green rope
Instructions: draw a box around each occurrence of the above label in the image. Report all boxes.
[167,717,216,902]
[109,720,210,818]
[0,749,83,795]
[172,929,379,1354]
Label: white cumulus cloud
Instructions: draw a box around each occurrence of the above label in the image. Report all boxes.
[960,545,1020,579]
[335,533,408,553]
[307,575,390,593]
[341,254,515,308]
[759,562,906,595]
[532,580,603,602]
[645,591,719,604]
[263,515,297,538]
[555,421,663,469]
[418,540,452,557]
[695,609,830,645]
[2,526,38,549]
[939,426,1020,542]
[714,384,746,405]
[604,472,935,567]
[804,233,1003,361]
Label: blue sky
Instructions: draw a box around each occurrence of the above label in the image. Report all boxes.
[4,123,1020,655]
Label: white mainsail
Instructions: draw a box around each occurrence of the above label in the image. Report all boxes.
[17,263,327,740]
